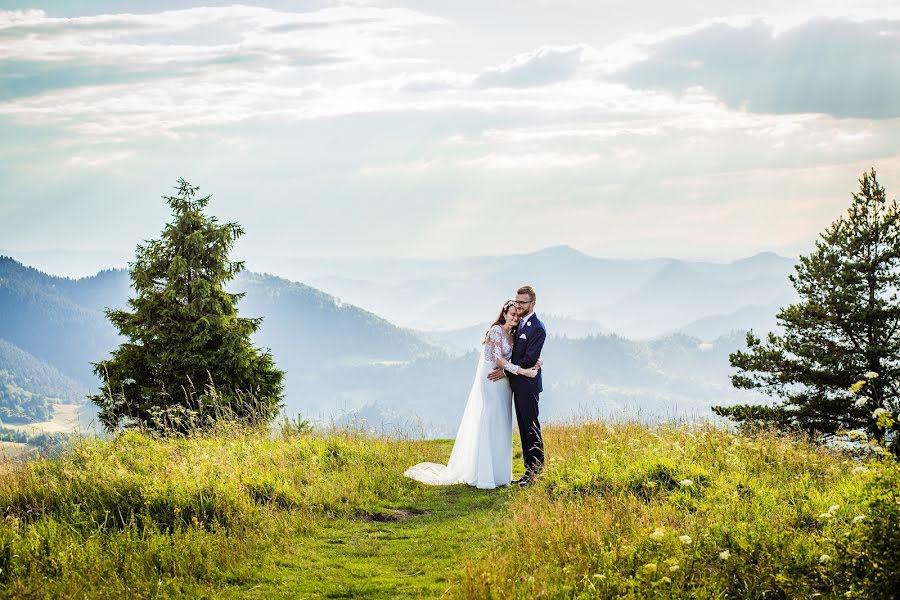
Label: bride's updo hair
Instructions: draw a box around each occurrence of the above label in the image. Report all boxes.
[483,299,518,344]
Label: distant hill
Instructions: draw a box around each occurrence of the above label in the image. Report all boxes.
[0,257,121,384]
[676,304,782,340]
[235,271,433,367]
[232,271,439,415]
[422,314,612,354]
[249,246,798,337]
[601,255,797,337]
[0,338,87,423]
[0,256,438,419]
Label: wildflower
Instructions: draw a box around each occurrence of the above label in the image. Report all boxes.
[852,515,865,524]
[819,554,831,564]
[828,504,840,514]
[669,564,680,572]
[680,479,694,487]
[852,465,869,475]
[850,380,867,394]
[872,407,895,429]
[865,371,879,379]
[641,563,657,574]
[818,512,833,520]
[679,535,692,545]
[719,550,731,560]
[846,428,867,440]
[854,398,868,408]
[650,527,665,541]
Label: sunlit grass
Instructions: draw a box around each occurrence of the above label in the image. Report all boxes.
[0,421,894,598]
[0,424,444,597]
[457,422,895,599]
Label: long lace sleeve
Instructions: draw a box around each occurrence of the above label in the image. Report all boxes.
[484,326,504,363]
[484,326,523,373]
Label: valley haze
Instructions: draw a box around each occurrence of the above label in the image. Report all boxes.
[0,246,785,437]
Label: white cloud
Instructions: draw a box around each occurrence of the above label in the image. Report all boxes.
[461,152,600,170]
[65,149,135,168]
[360,159,440,176]
[473,45,586,88]
[0,6,445,66]
[614,16,900,118]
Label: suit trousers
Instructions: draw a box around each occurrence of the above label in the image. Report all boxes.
[513,386,544,476]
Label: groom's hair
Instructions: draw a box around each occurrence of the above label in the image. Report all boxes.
[517,285,536,302]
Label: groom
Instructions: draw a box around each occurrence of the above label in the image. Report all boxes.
[488,285,546,485]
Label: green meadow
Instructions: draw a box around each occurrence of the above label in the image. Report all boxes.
[0,422,896,599]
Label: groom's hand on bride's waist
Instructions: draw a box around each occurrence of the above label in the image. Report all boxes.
[487,367,505,381]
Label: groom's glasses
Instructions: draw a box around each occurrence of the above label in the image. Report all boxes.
[514,300,534,306]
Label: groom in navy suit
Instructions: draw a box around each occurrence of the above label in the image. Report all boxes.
[488,285,546,484]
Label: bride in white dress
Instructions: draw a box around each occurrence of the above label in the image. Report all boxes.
[404,300,539,489]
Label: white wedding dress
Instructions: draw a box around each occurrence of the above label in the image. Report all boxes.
[404,325,520,489]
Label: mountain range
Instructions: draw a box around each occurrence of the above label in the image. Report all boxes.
[242,245,797,338]
[0,248,786,435]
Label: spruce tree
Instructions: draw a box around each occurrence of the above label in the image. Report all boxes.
[90,179,284,433]
[714,169,900,452]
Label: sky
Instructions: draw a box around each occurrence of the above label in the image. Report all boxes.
[2,0,900,276]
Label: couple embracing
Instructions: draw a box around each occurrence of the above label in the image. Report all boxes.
[405,286,546,489]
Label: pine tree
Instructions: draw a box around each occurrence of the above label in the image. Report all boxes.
[90,179,284,433]
[714,169,900,452]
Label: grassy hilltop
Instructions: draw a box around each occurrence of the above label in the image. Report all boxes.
[0,422,897,599]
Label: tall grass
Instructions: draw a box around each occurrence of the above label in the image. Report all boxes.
[457,422,898,599]
[0,423,437,598]
[1,421,895,598]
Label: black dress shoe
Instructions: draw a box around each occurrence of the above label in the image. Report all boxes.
[515,476,533,487]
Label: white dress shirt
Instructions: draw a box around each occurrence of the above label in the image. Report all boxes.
[519,311,535,333]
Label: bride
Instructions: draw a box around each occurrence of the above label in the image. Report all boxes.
[404,300,539,489]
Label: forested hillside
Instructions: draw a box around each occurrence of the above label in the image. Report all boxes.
[0,338,87,423]
[0,257,121,385]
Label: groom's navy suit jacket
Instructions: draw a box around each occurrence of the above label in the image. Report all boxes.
[510,313,545,394]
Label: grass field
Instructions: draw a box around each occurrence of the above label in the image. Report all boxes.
[0,422,896,599]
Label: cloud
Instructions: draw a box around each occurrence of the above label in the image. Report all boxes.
[0,59,215,101]
[393,70,472,92]
[0,4,446,119]
[392,45,591,93]
[615,17,900,118]
[360,159,440,176]
[0,6,443,66]
[66,149,135,168]
[461,152,600,170]
[473,45,585,88]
